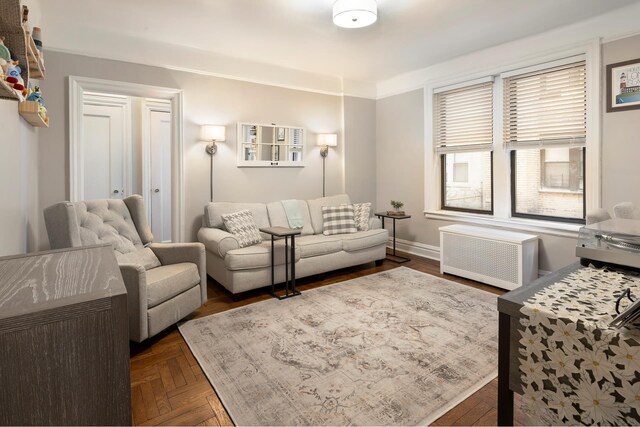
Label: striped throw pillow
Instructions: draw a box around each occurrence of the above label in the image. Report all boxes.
[353,202,371,231]
[221,209,263,248]
[322,205,357,236]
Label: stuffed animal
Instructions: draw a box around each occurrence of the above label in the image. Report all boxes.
[6,60,26,93]
[26,86,48,120]
[0,37,11,78]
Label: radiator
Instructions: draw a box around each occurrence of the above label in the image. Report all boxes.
[439,224,538,290]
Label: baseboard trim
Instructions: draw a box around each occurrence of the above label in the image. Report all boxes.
[388,238,551,278]
[387,238,440,261]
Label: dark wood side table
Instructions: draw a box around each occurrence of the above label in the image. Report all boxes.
[375,212,412,263]
[0,244,131,425]
[260,226,302,300]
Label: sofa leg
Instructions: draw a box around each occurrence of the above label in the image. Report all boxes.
[375,259,384,267]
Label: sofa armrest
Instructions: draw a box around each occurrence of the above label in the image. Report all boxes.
[149,242,207,304]
[197,227,240,258]
[119,263,148,343]
[369,217,382,230]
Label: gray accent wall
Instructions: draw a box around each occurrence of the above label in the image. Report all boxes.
[374,33,640,273]
[344,96,376,205]
[602,34,640,210]
[37,51,354,249]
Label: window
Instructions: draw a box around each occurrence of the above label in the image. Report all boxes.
[504,60,586,223]
[434,81,493,213]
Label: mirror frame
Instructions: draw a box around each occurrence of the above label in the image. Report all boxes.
[236,122,306,167]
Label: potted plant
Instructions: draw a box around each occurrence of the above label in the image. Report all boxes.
[389,200,405,216]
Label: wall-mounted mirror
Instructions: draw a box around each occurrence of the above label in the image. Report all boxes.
[237,123,305,167]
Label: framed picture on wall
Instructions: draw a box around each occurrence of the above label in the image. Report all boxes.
[607,58,640,112]
[277,127,285,141]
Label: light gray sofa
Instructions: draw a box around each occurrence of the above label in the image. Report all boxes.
[197,194,389,294]
[44,195,206,342]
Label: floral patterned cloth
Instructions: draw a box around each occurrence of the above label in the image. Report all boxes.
[518,266,640,425]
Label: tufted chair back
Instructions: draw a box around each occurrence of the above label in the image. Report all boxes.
[45,195,154,253]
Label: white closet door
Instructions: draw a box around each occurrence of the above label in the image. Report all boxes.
[149,110,172,242]
[82,103,127,200]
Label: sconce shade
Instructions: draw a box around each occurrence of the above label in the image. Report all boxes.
[317,133,338,147]
[202,125,226,141]
[333,0,377,29]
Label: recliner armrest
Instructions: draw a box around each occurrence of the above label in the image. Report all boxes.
[197,227,240,258]
[119,263,148,343]
[149,242,206,305]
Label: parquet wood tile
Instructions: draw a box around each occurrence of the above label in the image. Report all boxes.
[130,253,521,426]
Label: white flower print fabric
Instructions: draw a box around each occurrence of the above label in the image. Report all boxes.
[518,266,640,425]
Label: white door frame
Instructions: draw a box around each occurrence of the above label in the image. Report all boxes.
[141,98,172,218]
[69,76,185,243]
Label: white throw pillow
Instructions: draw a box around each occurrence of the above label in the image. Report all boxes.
[322,205,357,236]
[353,202,371,231]
[221,209,263,248]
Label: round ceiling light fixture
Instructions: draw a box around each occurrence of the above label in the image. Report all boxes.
[333,0,378,29]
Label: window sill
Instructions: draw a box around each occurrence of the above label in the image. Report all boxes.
[424,210,582,238]
[538,188,583,195]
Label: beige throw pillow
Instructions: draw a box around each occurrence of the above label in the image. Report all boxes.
[221,209,263,248]
[353,202,372,231]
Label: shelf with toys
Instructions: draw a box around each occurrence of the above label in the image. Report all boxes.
[0,0,49,127]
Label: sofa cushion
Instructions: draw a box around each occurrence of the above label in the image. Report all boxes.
[266,200,314,236]
[146,262,201,308]
[224,241,301,271]
[115,247,161,270]
[322,205,357,236]
[221,210,263,248]
[295,234,343,258]
[204,202,270,231]
[341,229,389,252]
[307,194,351,234]
[353,202,372,231]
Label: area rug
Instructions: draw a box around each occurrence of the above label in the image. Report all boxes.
[179,267,498,426]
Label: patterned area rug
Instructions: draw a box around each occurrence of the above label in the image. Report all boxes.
[179,267,498,426]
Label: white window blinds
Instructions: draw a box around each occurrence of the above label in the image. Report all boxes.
[504,60,586,149]
[434,81,494,153]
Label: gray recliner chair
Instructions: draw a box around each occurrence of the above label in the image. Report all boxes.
[44,195,206,342]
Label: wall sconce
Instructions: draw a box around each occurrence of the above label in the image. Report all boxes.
[202,125,226,202]
[317,133,338,197]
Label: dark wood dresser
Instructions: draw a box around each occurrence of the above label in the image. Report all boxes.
[0,244,131,425]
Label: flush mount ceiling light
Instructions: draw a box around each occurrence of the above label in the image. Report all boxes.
[333,0,377,29]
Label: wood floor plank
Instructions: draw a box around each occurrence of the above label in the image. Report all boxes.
[206,394,234,426]
[131,252,515,426]
[131,365,161,387]
[157,361,177,393]
[150,378,172,416]
[139,381,160,420]
[167,357,187,388]
[181,342,198,367]
[140,401,214,426]
[474,407,498,426]
[176,355,197,384]
[131,385,147,425]
[157,403,214,426]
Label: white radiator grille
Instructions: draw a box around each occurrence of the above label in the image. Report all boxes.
[442,232,519,285]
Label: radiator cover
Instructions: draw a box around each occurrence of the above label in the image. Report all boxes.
[440,224,538,290]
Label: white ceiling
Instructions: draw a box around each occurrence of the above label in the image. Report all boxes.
[34,0,639,84]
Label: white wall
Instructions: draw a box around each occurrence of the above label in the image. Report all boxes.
[0,100,40,256]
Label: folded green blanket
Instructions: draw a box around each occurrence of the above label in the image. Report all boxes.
[282,199,304,229]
